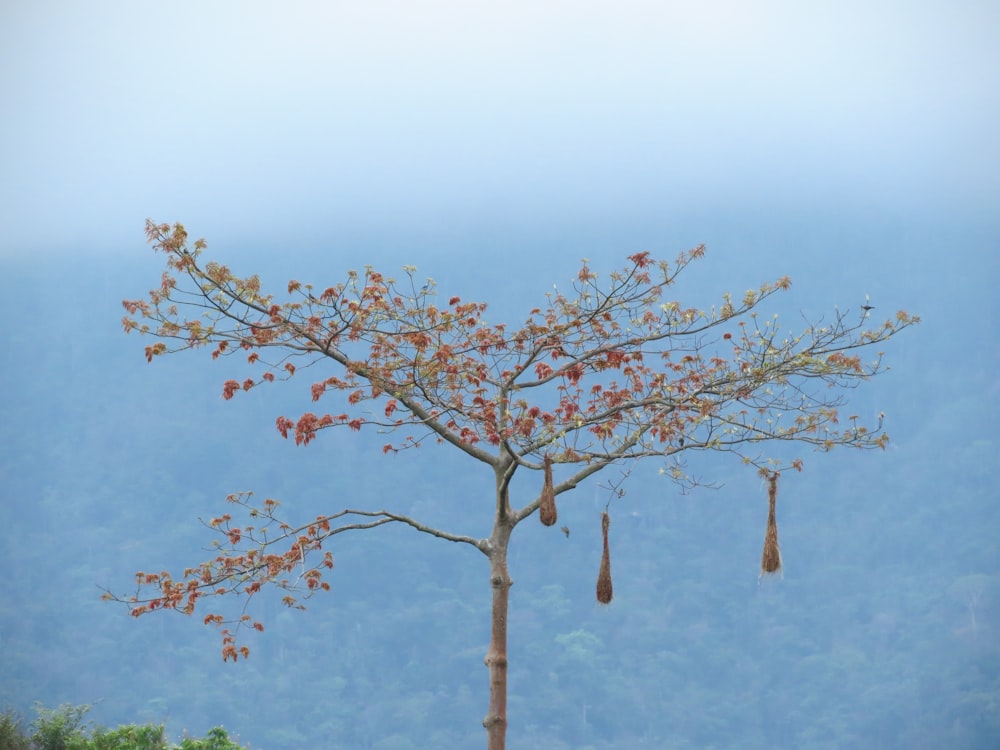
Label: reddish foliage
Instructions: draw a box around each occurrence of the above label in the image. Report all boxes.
[112,220,919,662]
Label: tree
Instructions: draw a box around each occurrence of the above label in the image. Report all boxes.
[106,220,918,750]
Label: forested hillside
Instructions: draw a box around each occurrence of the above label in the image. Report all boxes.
[1,241,997,749]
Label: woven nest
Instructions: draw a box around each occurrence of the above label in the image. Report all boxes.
[596,511,613,604]
[760,472,782,576]
[539,455,557,526]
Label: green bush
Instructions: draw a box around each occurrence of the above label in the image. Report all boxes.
[177,727,244,750]
[0,706,246,750]
[0,709,32,750]
[30,704,92,750]
[89,724,167,750]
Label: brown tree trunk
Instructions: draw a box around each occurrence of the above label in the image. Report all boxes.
[483,473,514,750]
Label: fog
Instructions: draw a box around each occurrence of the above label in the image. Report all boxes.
[1,1,997,256]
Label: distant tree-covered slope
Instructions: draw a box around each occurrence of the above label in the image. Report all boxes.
[0,252,996,749]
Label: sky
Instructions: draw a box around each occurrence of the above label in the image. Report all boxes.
[1,0,998,262]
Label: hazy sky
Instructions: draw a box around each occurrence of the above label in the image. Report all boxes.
[1,0,997,259]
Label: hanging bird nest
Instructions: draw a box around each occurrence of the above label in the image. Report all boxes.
[596,511,614,604]
[760,471,782,576]
[539,454,557,526]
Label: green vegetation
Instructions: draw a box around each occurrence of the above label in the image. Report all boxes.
[0,705,247,750]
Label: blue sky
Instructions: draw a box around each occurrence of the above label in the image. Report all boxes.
[1,0,997,259]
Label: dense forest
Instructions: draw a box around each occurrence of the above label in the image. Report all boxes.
[1,237,997,749]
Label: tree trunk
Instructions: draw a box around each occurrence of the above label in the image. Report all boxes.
[483,499,514,749]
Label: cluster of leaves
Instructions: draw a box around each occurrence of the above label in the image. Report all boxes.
[107,220,919,658]
[122,491,337,658]
[122,221,917,464]
[0,704,247,750]
[101,491,475,661]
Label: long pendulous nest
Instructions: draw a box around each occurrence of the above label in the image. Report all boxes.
[539,455,557,527]
[596,511,613,604]
[760,471,782,576]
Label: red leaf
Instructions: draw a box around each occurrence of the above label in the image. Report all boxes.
[627,251,651,267]
[535,362,553,379]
